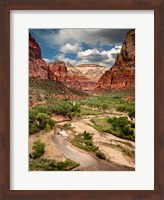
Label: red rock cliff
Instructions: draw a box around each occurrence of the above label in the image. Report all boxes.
[48,61,97,91]
[29,34,101,92]
[96,30,135,90]
[29,34,49,79]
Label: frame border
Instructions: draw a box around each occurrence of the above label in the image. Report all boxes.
[0,0,163,199]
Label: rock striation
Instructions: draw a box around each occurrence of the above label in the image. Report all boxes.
[76,64,108,81]
[96,30,135,90]
[29,34,49,79]
[29,30,135,93]
[29,34,97,91]
[48,62,97,91]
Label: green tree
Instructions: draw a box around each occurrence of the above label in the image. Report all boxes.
[31,139,45,159]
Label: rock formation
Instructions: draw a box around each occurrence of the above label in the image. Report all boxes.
[29,29,135,93]
[29,33,49,79]
[96,30,135,90]
[48,62,97,91]
[76,64,108,81]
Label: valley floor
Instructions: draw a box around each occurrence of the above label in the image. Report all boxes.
[29,112,135,171]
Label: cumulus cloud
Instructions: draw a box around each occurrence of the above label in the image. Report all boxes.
[30,29,129,67]
[42,58,53,63]
[30,29,129,47]
[53,53,76,66]
[43,45,122,67]
[76,46,122,66]
[60,43,82,53]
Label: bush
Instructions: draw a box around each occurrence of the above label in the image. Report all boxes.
[72,131,98,152]
[78,92,135,118]
[92,117,135,141]
[107,117,135,141]
[30,139,45,159]
[96,150,106,159]
[83,131,92,140]
[29,108,55,133]
[37,112,55,129]
[131,123,135,128]
[47,100,80,119]
[29,158,79,171]
[116,104,135,118]
[80,108,102,116]
[34,105,49,114]
[63,123,72,130]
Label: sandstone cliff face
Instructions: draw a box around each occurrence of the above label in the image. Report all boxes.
[29,34,98,91]
[48,62,97,91]
[29,30,135,93]
[76,64,108,81]
[29,34,49,79]
[96,30,135,90]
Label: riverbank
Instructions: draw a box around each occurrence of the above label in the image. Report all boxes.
[29,111,135,171]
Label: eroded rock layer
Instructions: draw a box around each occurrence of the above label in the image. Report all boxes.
[96,30,135,90]
[29,34,49,79]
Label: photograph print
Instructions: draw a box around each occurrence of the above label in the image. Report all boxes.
[29,29,135,171]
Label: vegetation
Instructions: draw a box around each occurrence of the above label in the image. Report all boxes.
[30,139,45,159]
[80,108,102,116]
[79,91,135,118]
[96,150,106,159]
[34,99,81,119]
[115,144,135,158]
[29,98,81,133]
[103,142,135,158]
[91,118,112,133]
[71,131,105,159]
[29,158,79,171]
[29,78,87,105]
[47,99,81,119]
[29,139,79,171]
[107,117,135,141]
[29,109,55,133]
[91,116,135,141]
[62,123,72,130]
[111,140,134,148]
[72,131,98,152]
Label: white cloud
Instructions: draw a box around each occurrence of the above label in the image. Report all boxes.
[43,46,122,67]
[31,29,129,48]
[76,46,122,67]
[60,43,82,53]
[53,53,76,66]
[42,58,53,63]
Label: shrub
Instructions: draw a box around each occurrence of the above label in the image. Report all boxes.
[101,103,109,110]
[29,108,55,133]
[107,117,135,141]
[34,105,49,114]
[83,131,92,140]
[72,131,98,152]
[63,123,72,130]
[96,150,106,159]
[46,100,80,119]
[29,158,79,171]
[131,123,135,128]
[30,139,45,159]
[37,112,55,129]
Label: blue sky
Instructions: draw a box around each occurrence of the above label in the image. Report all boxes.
[29,29,130,67]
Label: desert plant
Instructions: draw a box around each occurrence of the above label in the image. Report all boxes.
[96,150,106,159]
[30,139,45,159]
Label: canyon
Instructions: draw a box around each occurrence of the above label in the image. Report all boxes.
[29,29,135,92]
[29,30,135,171]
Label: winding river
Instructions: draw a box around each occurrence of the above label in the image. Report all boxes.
[54,134,133,171]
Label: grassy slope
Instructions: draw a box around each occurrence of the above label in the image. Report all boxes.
[29,77,87,106]
[79,90,135,118]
